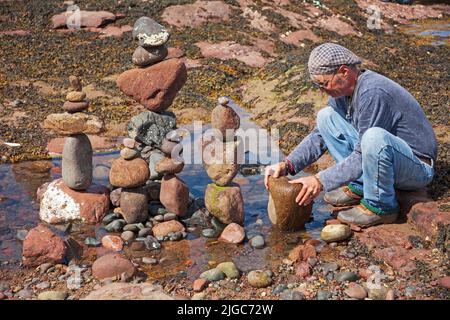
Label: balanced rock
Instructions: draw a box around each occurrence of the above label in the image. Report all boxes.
[320,224,352,243]
[63,101,89,113]
[109,157,149,188]
[155,157,184,175]
[267,176,312,231]
[202,138,240,186]
[119,187,149,224]
[69,75,82,91]
[120,147,138,160]
[132,45,168,67]
[117,59,187,112]
[205,183,244,225]
[211,97,240,142]
[152,220,185,238]
[62,133,92,190]
[219,223,245,244]
[43,112,103,135]
[22,224,67,267]
[160,138,183,157]
[92,253,136,280]
[148,149,165,180]
[127,110,177,147]
[132,16,170,47]
[39,179,109,224]
[159,174,189,217]
[65,91,86,102]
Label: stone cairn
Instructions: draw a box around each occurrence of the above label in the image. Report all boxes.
[38,76,109,226]
[104,16,191,250]
[202,97,245,243]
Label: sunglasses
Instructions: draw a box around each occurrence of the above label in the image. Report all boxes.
[311,72,337,89]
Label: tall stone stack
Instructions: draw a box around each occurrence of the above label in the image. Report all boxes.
[106,16,189,245]
[38,76,110,225]
[203,97,245,234]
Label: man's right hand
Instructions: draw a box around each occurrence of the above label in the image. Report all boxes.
[264,161,287,190]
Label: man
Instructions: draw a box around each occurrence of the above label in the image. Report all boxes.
[264,43,437,227]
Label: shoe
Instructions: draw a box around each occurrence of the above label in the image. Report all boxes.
[337,205,398,228]
[323,186,362,207]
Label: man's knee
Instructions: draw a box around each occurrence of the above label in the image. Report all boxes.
[361,127,392,156]
[316,106,337,131]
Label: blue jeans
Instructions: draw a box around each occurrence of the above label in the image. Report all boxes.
[316,107,434,214]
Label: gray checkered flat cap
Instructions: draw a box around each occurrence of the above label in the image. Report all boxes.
[308,43,362,76]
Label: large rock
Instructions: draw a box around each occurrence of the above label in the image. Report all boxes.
[202,138,240,186]
[117,59,187,112]
[62,133,93,190]
[82,283,173,300]
[92,253,136,280]
[132,45,168,67]
[159,174,189,217]
[22,224,67,267]
[219,223,245,244]
[51,10,116,29]
[43,112,103,135]
[152,220,185,238]
[109,157,149,188]
[132,16,170,47]
[127,111,177,147]
[205,183,244,225]
[39,179,109,224]
[211,97,240,141]
[120,187,149,224]
[267,176,312,231]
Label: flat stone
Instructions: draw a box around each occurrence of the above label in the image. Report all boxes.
[63,101,89,113]
[132,45,168,67]
[267,176,312,231]
[120,147,138,160]
[51,10,116,29]
[43,112,103,135]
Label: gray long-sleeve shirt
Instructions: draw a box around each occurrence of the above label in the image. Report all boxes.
[286,69,437,192]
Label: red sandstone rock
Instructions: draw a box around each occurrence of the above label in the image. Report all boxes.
[92,253,136,280]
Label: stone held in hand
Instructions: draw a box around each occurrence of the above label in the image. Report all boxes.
[159,174,189,217]
[117,59,187,112]
[127,110,177,147]
[62,133,92,190]
[132,16,170,47]
[132,45,168,67]
[119,187,149,224]
[211,97,240,141]
[267,176,312,231]
[205,183,244,225]
[202,137,240,186]
[109,157,150,188]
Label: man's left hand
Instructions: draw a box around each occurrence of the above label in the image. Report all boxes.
[288,175,323,206]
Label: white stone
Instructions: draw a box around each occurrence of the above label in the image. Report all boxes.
[40,180,80,224]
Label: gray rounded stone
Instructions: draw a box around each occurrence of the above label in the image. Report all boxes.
[127,111,176,148]
[132,45,168,67]
[62,133,92,190]
[121,231,136,243]
[84,237,101,247]
[138,228,152,238]
[132,16,170,47]
[250,235,265,249]
[202,228,218,238]
[163,213,177,221]
[200,268,225,282]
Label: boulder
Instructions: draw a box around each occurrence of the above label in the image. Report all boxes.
[205,183,244,225]
[267,176,312,231]
[39,179,109,224]
[117,59,187,112]
[22,224,67,267]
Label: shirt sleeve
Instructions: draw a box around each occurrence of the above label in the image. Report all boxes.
[285,127,327,174]
[318,89,394,191]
